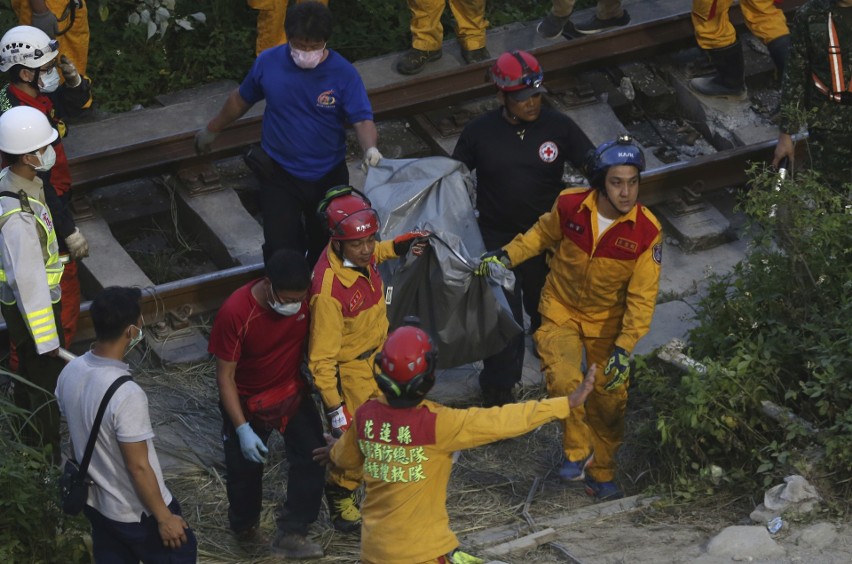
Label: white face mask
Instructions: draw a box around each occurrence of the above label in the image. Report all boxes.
[267,286,303,316]
[39,67,60,93]
[32,145,56,172]
[290,45,325,69]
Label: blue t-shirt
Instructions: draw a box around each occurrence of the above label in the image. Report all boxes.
[239,45,374,181]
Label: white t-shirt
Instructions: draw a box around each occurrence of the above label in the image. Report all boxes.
[55,351,172,523]
[597,211,615,241]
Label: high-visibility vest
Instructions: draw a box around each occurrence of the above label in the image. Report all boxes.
[0,189,64,289]
[812,12,852,104]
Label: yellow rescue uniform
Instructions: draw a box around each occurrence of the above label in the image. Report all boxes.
[13,0,90,78]
[309,239,397,489]
[407,0,488,52]
[504,188,662,482]
[247,0,329,56]
[692,0,789,49]
[331,396,572,564]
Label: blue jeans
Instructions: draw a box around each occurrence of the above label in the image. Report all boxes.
[83,499,197,563]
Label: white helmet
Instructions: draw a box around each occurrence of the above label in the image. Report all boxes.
[0,26,60,72]
[0,106,58,155]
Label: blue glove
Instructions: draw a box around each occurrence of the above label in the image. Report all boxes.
[235,422,268,464]
[603,346,631,392]
[475,249,510,276]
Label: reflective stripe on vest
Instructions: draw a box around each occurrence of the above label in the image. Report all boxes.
[812,12,852,103]
[0,194,63,286]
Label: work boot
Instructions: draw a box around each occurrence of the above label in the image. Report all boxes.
[537,12,572,39]
[462,47,491,65]
[325,484,361,533]
[767,34,792,80]
[574,11,631,35]
[584,476,623,501]
[233,523,265,546]
[396,48,442,75]
[689,41,747,101]
[559,453,594,481]
[270,531,324,559]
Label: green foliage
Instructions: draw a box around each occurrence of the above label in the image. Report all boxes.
[636,160,851,500]
[0,397,90,563]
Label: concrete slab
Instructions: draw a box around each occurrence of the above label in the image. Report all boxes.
[656,198,733,252]
[668,63,778,151]
[656,236,749,301]
[145,328,212,366]
[154,80,238,107]
[634,300,698,357]
[75,213,154,294]
[354,0,687,90]
[176,186,264,267]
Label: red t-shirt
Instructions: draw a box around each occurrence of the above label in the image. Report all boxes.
[208,280,309,396]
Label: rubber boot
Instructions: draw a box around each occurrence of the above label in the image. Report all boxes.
[689,41,747,101]
[767,34,792,80]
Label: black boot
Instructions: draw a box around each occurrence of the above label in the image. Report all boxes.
[767,34,792,80]
[689,41,747,100]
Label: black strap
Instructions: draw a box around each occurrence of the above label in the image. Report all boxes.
[0,190,34,214]
[77,375,133,475]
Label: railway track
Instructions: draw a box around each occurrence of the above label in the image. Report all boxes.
[6,0,806,351]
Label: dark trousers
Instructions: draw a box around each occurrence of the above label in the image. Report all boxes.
[2,301,64,458]
[251,146,349,266]
[479,228,550,390]
[220,391,326,535]
[83,498,197,564]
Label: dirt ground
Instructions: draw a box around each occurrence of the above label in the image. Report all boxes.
[130,354,850,564]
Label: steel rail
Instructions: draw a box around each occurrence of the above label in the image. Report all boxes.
[66,1,805,189]
[31,138,779,341]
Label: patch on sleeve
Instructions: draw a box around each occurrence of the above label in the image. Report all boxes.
[653,243,662,265]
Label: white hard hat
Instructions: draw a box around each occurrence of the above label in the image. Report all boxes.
[0,106,59,155]
[0,26,60,72]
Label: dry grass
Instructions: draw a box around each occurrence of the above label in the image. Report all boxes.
[129,351,664,563]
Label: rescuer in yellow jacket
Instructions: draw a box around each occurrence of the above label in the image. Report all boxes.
[313,318,596,564]
[13,0,91,85]
[309,185,429,532]
[479,135,662,501]
[247,0,330,55]
[0,106,65,457]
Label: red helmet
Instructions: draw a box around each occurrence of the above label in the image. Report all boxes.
[319,186,380,240]
[490,50,545,96]
[375,317,437,408]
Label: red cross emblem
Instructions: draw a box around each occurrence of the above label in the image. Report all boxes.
[539,141,558,163]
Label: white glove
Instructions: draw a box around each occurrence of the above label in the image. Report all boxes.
[58,55,82,88]
[361,147,383,172]
[235,422,268,464]
[194,127,219,155]
[64,228,89,260]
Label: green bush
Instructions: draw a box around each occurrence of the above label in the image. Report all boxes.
[0,396,90,563]
[637,161,851,500]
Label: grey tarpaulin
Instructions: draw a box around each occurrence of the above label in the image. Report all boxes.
[364,157,521,369]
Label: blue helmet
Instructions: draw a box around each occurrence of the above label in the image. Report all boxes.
[584,135,645,189]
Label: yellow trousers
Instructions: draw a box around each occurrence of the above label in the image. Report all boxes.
[248,0,329,56]
[328,354,382,490]
[551,0,624,20]
[13,0,90,77]
[691,0,789,49]
[534,316,627,482]
[406,0,487,52]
